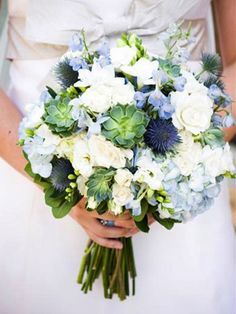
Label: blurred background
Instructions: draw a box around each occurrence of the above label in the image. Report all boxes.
[0,0,235,228]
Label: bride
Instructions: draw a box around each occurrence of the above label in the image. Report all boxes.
[0,0,235,313]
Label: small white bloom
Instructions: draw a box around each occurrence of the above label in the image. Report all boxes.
[112,183,133,206]
[72,136,94,177]
[88,135,132,169]
[76,176,88,196]
[114,169,133,187]
[171,90,213,134]
[87,197,98,209]
[109,201,123,215]
[110,46,137,68]
[121,58,159,87]
[29,154,53,178]
[181,70,208,94]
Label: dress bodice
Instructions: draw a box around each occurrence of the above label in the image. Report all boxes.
[7,0,213,60]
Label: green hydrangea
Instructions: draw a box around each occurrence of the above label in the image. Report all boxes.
[43,96,76,136]
[102,104,149,148]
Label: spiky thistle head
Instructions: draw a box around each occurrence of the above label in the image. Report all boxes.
[49,158,74,192]
[54,58,79,89]
[201,53,222,76]
[203,74,225,90]
[144,119,181,155]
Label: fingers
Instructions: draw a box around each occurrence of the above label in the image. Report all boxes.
[92,219,132,238]
[89,209,132,221]
[85,228,123,249]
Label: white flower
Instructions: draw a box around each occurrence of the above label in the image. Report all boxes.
[112,183,133,206]
[78,85,112,113]
[133,149,164,190]
[171,90,213,134]
[121,58,159,87]
[110,46,137,68]
[181,70,208,94]
[88,135,133,169]
[56,136,76,159]
[114,169,133,187]
[189,165,208,191]
[72,136,94,177]
[202,143,235,178]
[75,63,124,88]
[109,200,123,215]
[110,83,135,105]
[76,176,88,196]
[35,125,61,154]
[29,154,53,178]
[173,131,202,176]
[87,197,98,209]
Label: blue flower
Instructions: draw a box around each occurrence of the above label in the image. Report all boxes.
[96,42,111,67]
[158,101,175,120]
[173,76,186,91]
[69,33,83,52]
[222,114,234,128]
[208,84,232,108]
[144,119,181,155]
[148,90,174,119]
[211,114,223,127]
[152,69,168,85]
[134,91,148,109]
[69,57,88,71]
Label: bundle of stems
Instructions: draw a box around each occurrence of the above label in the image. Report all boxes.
[77,237,137,300]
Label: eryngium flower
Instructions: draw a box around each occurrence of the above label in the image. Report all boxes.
[50,158,74,192]
[144,119,181,155]
[102,104,149,148]
[43,96,76,136]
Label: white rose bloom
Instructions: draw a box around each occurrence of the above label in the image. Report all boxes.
[78,85,112,113]
[202,143,235,178]
[110,46,137,68]
[112,183,133,206]
[88,135,132,169]
[114,169,133,187]
[121,58,159,87]
[109,201,123,215]
[111,83,135,105]
[72,137,94,177]
[171,91,213,134]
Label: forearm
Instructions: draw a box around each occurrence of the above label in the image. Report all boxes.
[0,89,28,177]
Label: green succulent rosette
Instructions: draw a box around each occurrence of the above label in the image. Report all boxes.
[102,104,149,148]
[43,95,76,136]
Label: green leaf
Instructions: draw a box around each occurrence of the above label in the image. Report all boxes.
[133,199,149,222]
[134,214,150,233]
[152,212,180,230]
[46,86,57,98]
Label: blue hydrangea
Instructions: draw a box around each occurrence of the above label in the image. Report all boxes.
[69,57,88,71]
[173,76,186,91]
[69,33,83,52]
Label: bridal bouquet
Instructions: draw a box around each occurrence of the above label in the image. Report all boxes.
[19,24,235,300]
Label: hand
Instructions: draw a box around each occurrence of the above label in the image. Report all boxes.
[70,197,140,249]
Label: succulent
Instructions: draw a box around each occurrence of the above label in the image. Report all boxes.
[102,104,149,149]
[43,96,76,136]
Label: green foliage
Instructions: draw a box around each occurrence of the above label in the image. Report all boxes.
[87,168,115,202]
[158,58,181,78]
[134,214,150,233]
[44,185,82,218]
[117,33,148,61]
[54,58,79,89]
[152,211,180,230]
[102,104,149,149]
[43,95,77,136]
[195,128,225,147]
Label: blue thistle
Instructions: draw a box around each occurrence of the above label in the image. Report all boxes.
[54,58,79,89]
[144,119,181,155]
[50,158,74,192]
[201,53,222,76]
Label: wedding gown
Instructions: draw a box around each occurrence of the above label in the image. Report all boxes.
[0,0,235,313]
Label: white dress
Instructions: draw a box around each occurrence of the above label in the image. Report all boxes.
[0,1,235,313]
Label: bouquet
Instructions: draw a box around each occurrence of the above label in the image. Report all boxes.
[19,24,235,300]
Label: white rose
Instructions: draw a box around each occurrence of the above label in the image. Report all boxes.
[114,169,133,187]
[111,83,135,105]
[110,46,137,68]
[121,58,159,87]
[112,183,133,206]
[88,135,132,169]
[171,91,213,134]
[79,85,112,113]
[72,136,94,177]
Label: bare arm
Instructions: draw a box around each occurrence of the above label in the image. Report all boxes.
[0,89,28,176]
[213,0,236,140]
